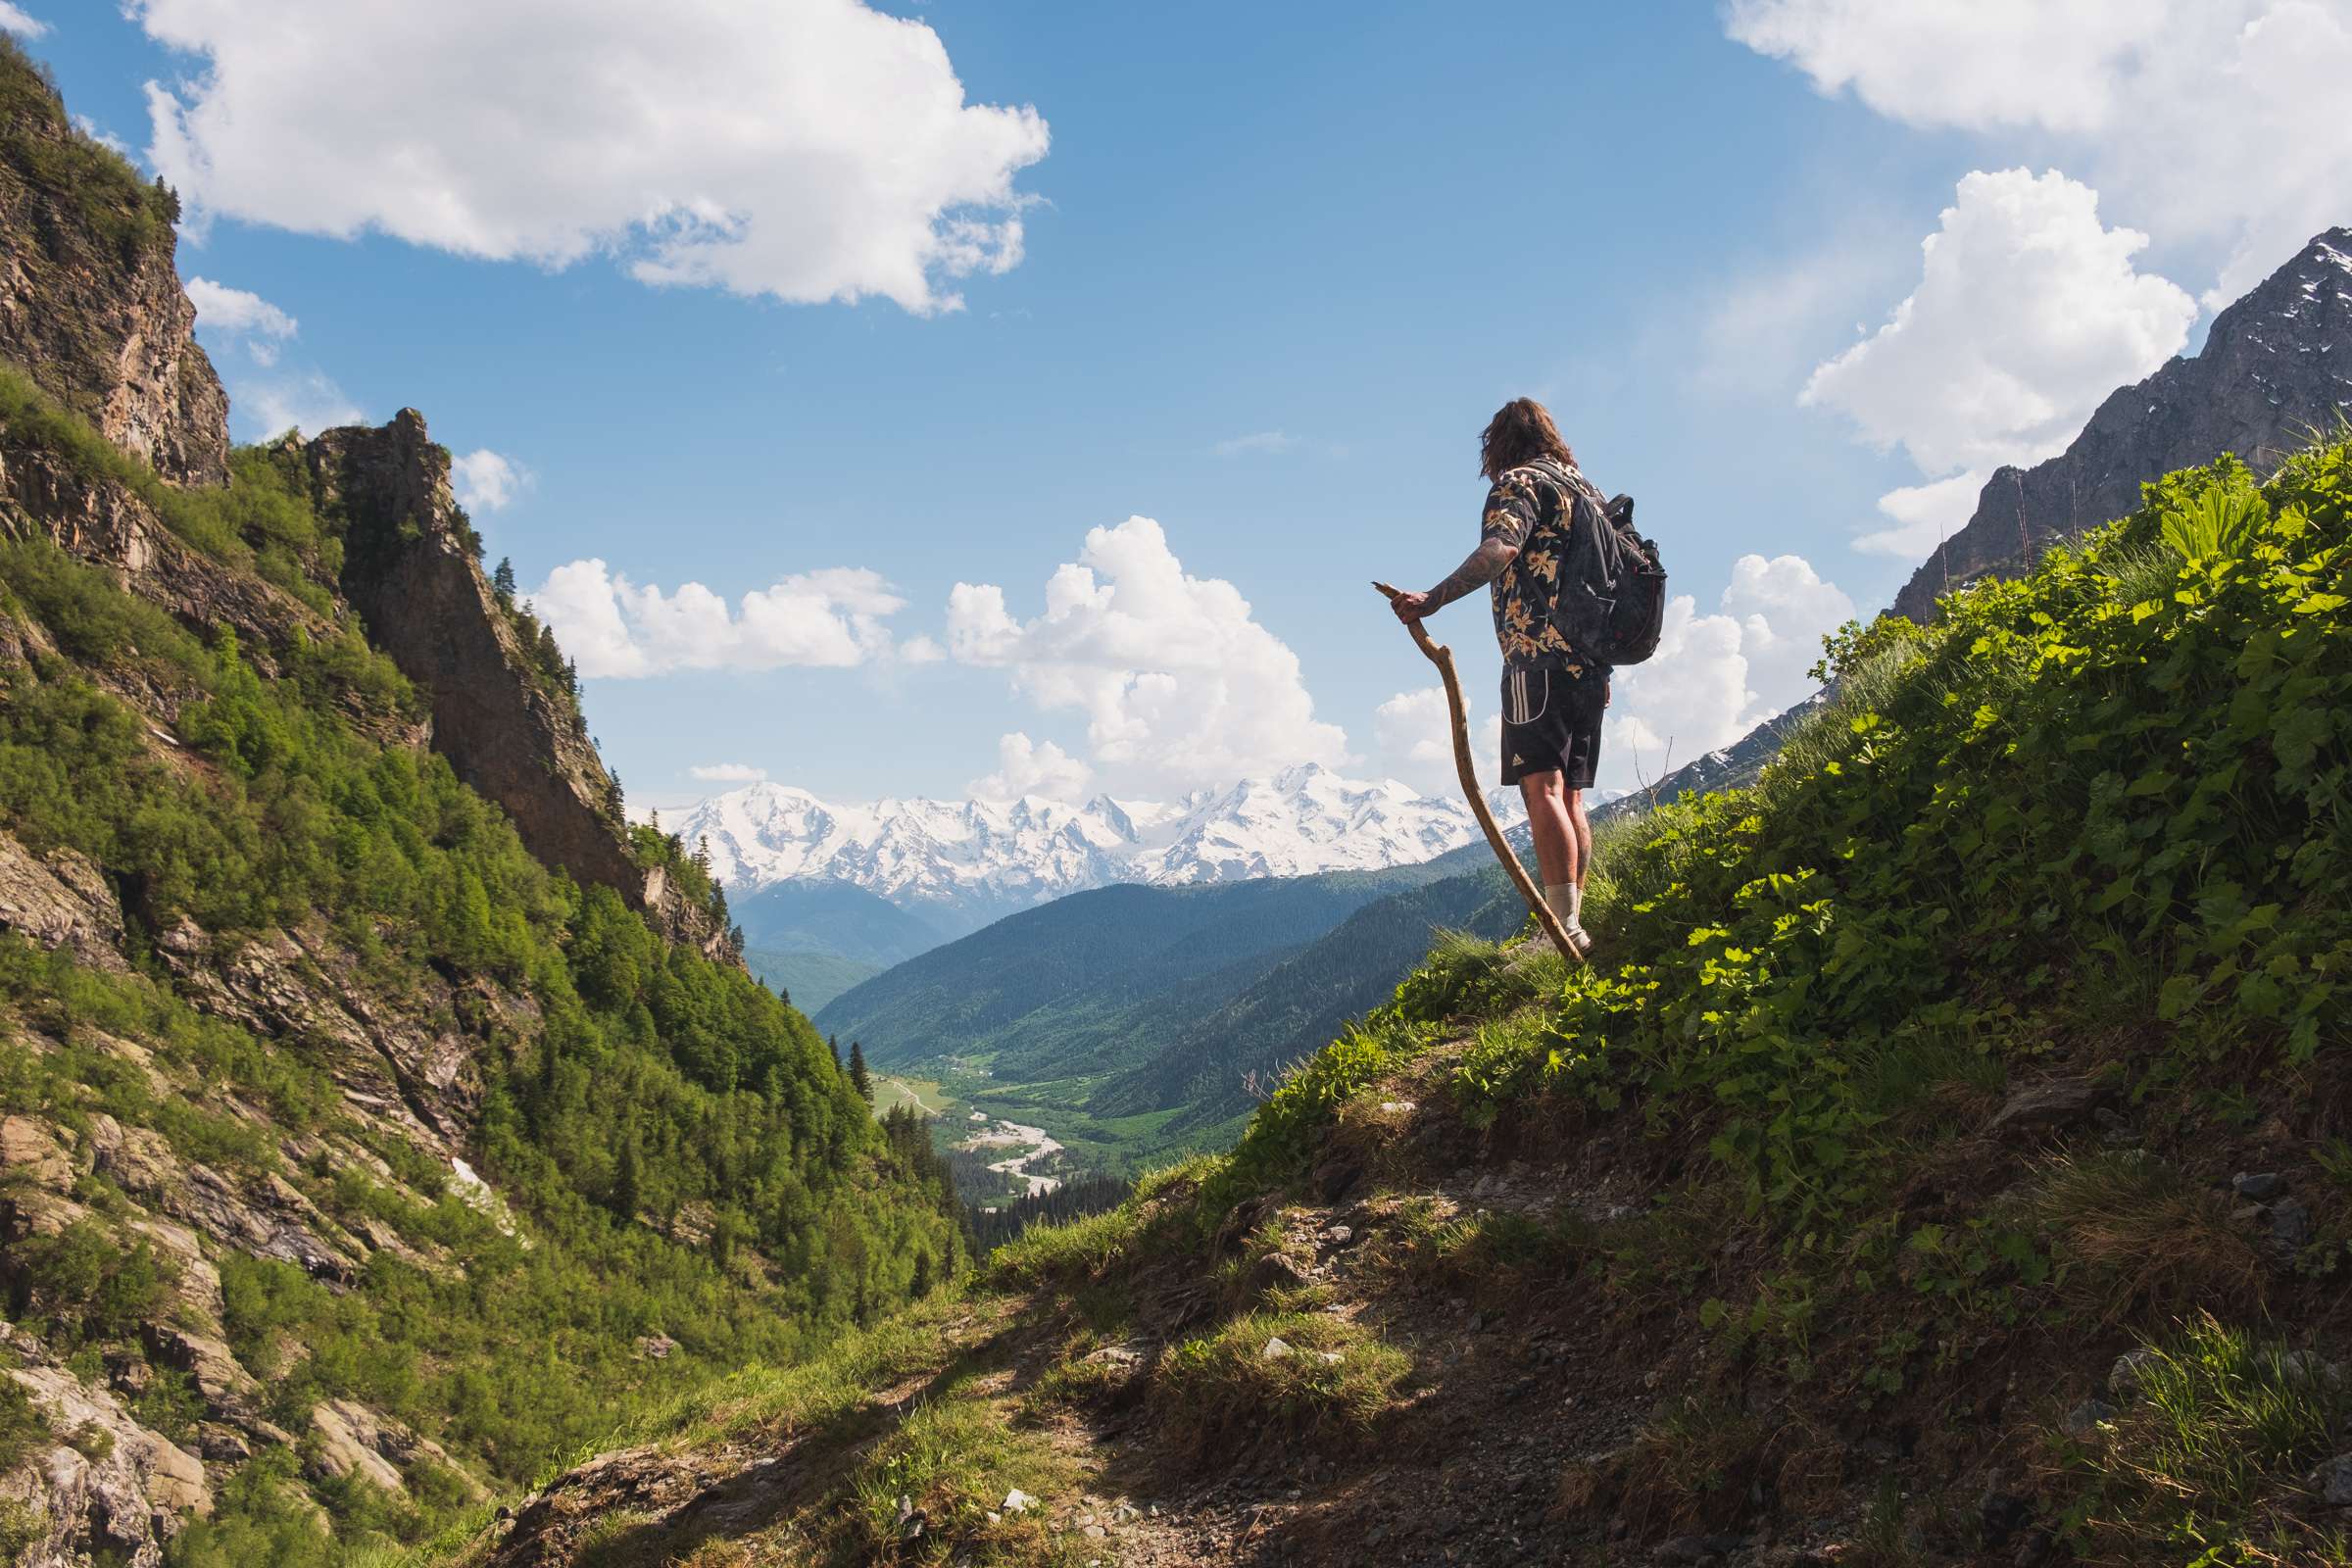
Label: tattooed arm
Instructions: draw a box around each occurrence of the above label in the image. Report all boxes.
[1390,538,1518,623]
[1391,470,1533,624]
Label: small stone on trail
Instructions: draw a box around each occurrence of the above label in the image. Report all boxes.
[1320,1225,1354,1248]
[1317,1350,1345,1365]
[1004,1488,1035,1513]
[2109,1347,2162,1402]
[2310,1452,2352,1508]
[1988,1076,2109,1137]
[1979,1484,2034,1545]
[2232,1171,2286,1201]
[2063,1398,2117,1440]
[1262,1336,1294,1360]
[2269,1197,2315,1250]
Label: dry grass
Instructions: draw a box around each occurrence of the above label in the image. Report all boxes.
[1621,1394,1768,1535]
[2029,1151,2266,1324]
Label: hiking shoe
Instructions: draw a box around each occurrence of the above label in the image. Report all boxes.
[1563,925,1593,958]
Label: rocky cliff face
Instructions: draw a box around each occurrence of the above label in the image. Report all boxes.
[0,45,226,488]
[1892,227,2352,622]
[306,411,729,956]
[0,49,753,1564]
[302,415,636,898]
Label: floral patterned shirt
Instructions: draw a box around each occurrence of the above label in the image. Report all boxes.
[1482,460,1593,673]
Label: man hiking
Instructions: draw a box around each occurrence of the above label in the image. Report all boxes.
[1389,397,1608,956]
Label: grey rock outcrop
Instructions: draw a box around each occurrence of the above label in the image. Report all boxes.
[0,56,227,487]
[0,1326,212,1568]
[0,834,129,971]
[305,411,729,956]
[1893,227,2352,623]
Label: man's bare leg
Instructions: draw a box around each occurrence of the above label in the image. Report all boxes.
[1519,770,1589,951]
[1567,788,1592,893]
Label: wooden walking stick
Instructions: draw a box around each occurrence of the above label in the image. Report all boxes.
[1372,582,1584,964]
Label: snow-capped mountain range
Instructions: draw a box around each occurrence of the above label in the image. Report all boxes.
[665,764,1528,935]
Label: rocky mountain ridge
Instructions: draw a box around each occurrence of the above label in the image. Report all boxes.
[673,764,1525,937]
[1892,225,2352,622]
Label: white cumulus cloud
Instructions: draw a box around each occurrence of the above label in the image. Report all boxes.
[527,560,911,677]
[1854,471,1985,560]
[181,277,367,435]
[971,732,1093,801]
[945,517,1350,795]
[452,449,532,513]
[132,0,1050,317]
[689,762,767,783]
[238,370,364,442]
[0,5,46,37]
[1371,687,1504,800]
[1727,0,2352,306]
[185,276,299,341]
[1602,555,1854,794]
[1803,170,2195,480]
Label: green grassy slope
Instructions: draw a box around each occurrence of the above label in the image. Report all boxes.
[1158,437,2352,1560]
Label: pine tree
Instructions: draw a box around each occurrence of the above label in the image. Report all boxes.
[849,1042,872,1104]
[829,1034,842,1070]
[693,834,712,876]
[492,556,517,603]
[909,1247,934,1298]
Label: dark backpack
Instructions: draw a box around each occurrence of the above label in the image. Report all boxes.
[1527,461,1668,669]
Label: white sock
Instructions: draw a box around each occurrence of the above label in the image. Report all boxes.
[1544,882,1578,931]
[1569,882,1585,928]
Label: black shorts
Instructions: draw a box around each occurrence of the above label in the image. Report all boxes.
[1499,662,1605,790]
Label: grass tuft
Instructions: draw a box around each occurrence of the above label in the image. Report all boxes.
[2055,1313,2352,1563]
[2030,1152,2265,1323]
[1151,1309,1408,1467]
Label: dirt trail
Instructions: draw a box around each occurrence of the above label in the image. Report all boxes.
[471,1033,1946,1568]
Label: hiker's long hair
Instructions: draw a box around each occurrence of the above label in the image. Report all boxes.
[1479,398,1576,481]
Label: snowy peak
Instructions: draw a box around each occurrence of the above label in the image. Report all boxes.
[668,768,1525,934]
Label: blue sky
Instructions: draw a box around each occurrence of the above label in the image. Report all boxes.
[23,2,2348,808]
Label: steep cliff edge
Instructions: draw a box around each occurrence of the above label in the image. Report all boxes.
[0,39,225,489]
[1892,226,2352,622]
[303,412,728,956]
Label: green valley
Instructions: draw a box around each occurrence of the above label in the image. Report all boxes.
[815,853,1527,1176]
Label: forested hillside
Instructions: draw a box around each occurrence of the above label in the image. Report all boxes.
[0,44,957,1566]
[816,858,1521,1167]
[494,434,2352,1565]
